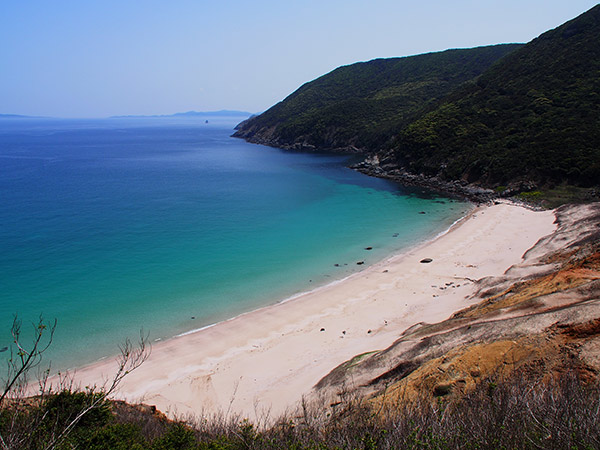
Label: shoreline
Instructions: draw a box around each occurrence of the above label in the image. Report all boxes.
[147,203,473,343]
[168,208,470,341]
[57,201,556,420]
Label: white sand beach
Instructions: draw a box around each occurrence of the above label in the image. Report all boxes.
[62,201,556,421]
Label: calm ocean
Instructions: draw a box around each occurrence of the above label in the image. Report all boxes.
[0,115,471,370]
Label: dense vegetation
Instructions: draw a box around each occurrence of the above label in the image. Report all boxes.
[388,4,600,188]
[233,45,522,152]
[236,5,600,200]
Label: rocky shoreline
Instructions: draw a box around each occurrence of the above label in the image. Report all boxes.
[233,135,496,204]
[232,133,539,205]
[349,158,499,204]
[349,155,548,205]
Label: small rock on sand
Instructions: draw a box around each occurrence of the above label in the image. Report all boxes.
[420,258,433,263]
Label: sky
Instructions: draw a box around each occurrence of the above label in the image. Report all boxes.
[1,0,598,118]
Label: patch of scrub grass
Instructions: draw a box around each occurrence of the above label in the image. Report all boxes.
[517,185,598,209]
[511,184,599,209]
[540,185,598,208]
[517,191,543,201]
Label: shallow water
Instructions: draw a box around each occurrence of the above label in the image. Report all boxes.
[0,116,471,369]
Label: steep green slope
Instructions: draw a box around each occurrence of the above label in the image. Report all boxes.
[233,44,522,152]
[385,5,600,188]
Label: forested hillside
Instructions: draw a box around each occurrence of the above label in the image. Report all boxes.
[233,45,522,152]
[384,4,600,188]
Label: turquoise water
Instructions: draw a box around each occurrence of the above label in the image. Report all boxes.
[0,116,471,370]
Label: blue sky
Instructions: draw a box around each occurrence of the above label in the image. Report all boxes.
[1,0,598,117]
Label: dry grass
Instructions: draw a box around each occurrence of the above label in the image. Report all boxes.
[181,371,600,449]
[3,371,598,449]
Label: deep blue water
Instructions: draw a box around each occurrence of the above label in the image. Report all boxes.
[0,116,471,369]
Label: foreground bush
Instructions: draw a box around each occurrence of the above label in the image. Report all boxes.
[0,316,148,450]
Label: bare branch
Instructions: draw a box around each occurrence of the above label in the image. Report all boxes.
[1,316,56,407]
[41,330,150,450]
[1,316,149,450]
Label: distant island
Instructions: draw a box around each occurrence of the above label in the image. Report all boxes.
[0,111,254,120]
[235,4,600,206]
[111,110,253,119]
[0,113,46,119]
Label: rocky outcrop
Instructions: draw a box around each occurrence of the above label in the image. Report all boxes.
[350,157,498,203]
